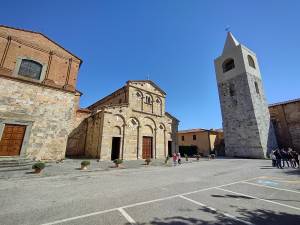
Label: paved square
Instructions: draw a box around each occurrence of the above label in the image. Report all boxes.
[0,159,299,225]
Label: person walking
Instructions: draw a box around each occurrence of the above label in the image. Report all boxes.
[270,150,277,167]
[172,153,177,166]
[274,149,283,169]
[177,152,181,165]
[281,149,289,168]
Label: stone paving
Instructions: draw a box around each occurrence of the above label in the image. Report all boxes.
[0,157,204,180]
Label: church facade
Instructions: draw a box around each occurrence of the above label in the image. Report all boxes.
[66,80,179,160]
[214,32,278,158]
[0,25,83,160]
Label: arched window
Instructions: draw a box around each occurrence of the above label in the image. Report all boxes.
[144,95,152,104]
[222,58,235,73]
[248,55,256,69]
[156,98,161,104]
[18,59,43,80]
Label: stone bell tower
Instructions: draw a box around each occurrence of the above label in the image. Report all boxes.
[214,32,277,158]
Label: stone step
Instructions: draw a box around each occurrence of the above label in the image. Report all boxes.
[0,157,34,168]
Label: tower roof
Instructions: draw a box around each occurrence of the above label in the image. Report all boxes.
[222,32,239,54]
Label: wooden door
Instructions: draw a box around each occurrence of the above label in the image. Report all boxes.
[0,124,26,156]
[111,137,121,160]
[142,136,153,159]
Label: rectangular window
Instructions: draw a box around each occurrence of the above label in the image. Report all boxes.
[181,136,184,141]
[255,82,260,94]
[193,135,196,140]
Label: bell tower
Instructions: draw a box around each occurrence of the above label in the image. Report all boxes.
[214,32,277,158]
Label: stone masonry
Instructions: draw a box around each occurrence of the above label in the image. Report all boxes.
[67,80,179,160]
[214,32,277,158]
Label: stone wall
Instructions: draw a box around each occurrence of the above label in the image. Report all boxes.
[0,78,78,160]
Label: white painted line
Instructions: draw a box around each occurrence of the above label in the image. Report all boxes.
[179,195,206,207]
[216,187,300,211]
[179,195,254,225]
[118,208,136,224]
[40,176,261,225]
[40,208,117,225]
[242,181,300,194]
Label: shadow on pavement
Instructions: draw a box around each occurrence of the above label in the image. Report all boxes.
[125,208,300,225]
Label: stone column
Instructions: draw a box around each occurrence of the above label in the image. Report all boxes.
[154,128,157,159]
[138,125,143,159]
[121,124,126,159]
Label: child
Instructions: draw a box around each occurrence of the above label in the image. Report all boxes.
[172,153,177,166]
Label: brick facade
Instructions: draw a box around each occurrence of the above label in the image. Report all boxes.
[0,25,83,160]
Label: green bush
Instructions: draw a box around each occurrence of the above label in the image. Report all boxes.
[145,158,151,163]
[114,159,123,164]
[32,162,45,170]
[184,154,188,161]
[165,156,170,164]
[81,160,90,166]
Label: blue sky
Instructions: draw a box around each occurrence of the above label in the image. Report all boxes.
[1,1,299,130]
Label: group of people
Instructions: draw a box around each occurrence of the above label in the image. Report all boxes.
[172,153,182,166]
[270,148,299,169]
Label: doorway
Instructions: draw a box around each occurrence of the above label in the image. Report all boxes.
[142,136,153,159]
[111,137,121,160]
[168,141,172,157]
[0,124,26,156]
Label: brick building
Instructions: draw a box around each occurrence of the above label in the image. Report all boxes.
[0,25,83,160]
[66,80,179,160]
[269,98,300,153]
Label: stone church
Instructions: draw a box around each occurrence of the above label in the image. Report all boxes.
[0,25,83,160]
[66,80,179,160]
[214,32,278,158]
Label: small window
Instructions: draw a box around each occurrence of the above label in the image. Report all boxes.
[193,135,196,140]
[248,55,256,69]
[156,98,161,104]
[222,58,235,73]
[18,59,42,80]
[145,95,152,104]
[136,92,141,97]
[181,136,184,141]
[229,83,235,96]
[254,81,260,94]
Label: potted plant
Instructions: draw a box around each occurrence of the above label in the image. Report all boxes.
[145,158,151,165]
[184,154,188,161]
[32,162,45,174]
[165,156,170,164]
[113,159,123,168]
[80,160,90,170]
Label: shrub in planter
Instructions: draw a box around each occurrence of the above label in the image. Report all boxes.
[184,154,188,161]
[145,158,151,165]
[113,159,123,167]
[165,156,170,164]
[81,160,90,170]
[32,162,45,173]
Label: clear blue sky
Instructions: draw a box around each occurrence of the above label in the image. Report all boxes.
[1,1,299,130]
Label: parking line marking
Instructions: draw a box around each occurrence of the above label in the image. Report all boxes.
[40,208,117,225]
[118,208,136,224]
[242,181,300,194]
[179,195,254,225]
[216,187,300,211]
[40,177,261,225]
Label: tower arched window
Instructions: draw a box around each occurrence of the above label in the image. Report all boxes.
[222,58,235,73]
[144,95,152,104]
[248,55,256,69]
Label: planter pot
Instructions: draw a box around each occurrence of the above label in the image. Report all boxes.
[34,168,42,174]
[81,165,88,170]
